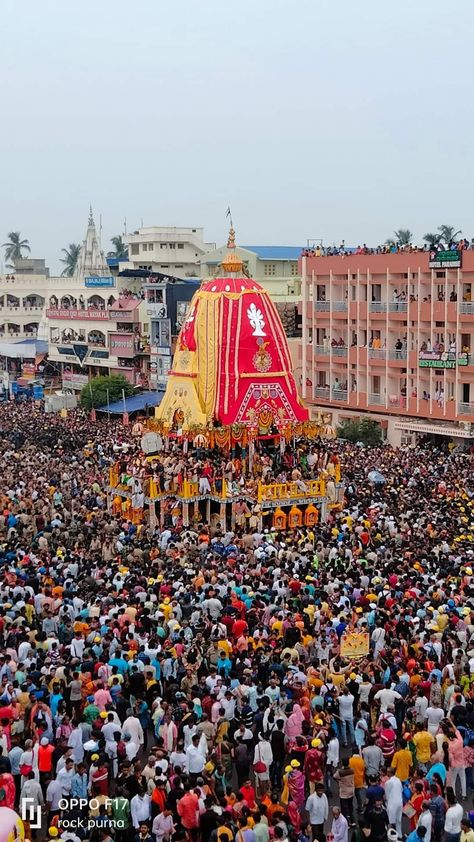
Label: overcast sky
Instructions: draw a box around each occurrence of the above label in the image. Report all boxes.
[2,0,473,272]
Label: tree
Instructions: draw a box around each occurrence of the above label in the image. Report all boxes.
[438,225,462,245]
[393,228,413,245]
[108,235,128,259]
[80,374,135,410]
[336,418,383,447]
[2,231,30,264]
[423,232,442,249]
[60,243,81,277]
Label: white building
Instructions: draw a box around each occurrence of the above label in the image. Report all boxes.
[0,259,50,344]
[47,212,150,389]
[123,226,215,278]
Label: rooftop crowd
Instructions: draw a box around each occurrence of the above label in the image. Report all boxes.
[0,404,474,842]
[301,240,472,259]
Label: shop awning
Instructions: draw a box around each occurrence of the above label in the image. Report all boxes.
[96,390,164,415]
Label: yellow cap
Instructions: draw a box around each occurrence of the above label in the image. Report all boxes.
[290,759,300,768]
[49,828,59,838]
[349,672,357,680]
[315,718,323,725]
[312,738,322,748]
[91,753,99,761]
[100,711,107,719]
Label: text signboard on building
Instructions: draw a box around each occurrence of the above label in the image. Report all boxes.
[46,308,109,320]
[429,249,462,269]
[85,275,115,287]
[419,351,468,369]
[62,371,90,388]
[109,333,136,358]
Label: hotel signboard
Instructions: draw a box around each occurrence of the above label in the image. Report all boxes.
[429,249,462,269]
[419,351,468,369]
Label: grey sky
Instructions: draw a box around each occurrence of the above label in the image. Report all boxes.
[2,0,473,273]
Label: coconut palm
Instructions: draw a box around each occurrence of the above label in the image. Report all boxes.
[423,232,442,249]
[108,235,127,259]
[438,225,462,245]
[60,243,81,277]
[393,229,413,246]
[2,231,30,264]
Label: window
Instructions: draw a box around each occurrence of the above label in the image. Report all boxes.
[169,243,176,249]
[131,243,139,255]
[160,265,169,269]
[177,243,184,249]
[290,262,298,276]
[264,263,276,276]
[160,243,167,249]
[142,244,148,251]
[147,243,154,251]
[175,264,184,269]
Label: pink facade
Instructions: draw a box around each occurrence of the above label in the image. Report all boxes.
[300,250,474,441]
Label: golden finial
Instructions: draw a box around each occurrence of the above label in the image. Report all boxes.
[222,219,243,274]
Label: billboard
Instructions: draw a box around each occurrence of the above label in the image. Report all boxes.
[419,351,468,369]
[109,333,136,358]
[84,276,115,287]
[429,249,462,269]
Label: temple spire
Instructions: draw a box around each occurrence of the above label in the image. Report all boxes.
[88,204,94,226]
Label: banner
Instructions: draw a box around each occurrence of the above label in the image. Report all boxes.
[340,631,370,658]
[429,249,462,269]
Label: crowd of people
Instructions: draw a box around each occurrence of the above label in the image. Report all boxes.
[0,404,474,842]
[301,240,471,258]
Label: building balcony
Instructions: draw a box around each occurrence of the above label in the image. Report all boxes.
[46,307,109,321]
[332,301,347,311]
[388,302,408,313]
[314,386,330,399]
[314,345,330,356]
[369,302,387,313]
[388,350,408,361]
[0,305,44,314]
[331,389,348,401]
[368,349,386,360]
[368,393,385,405]
[459,302,474,316]
[315,300,330,311]
[331,346,348,356]
[458,402,474,416]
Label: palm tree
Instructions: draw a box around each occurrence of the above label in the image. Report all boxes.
[2,231,30,264]
[393,228,413,246]
[60,243,81,277]
[108,235,128,259]
[438,225,462,245]
[423,232,442,249]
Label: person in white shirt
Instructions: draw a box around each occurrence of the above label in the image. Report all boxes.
[121,713,144,747]
[417,804,432,842]
[306,784,329,836]
[130,790,151,828]
[152,808,175,842]
[374,683,402,713]
[384,768,403,838]
[185,734,206,775]
[444,790,463,839]
[425,704,444,735]
[331,806,348,842]
[46,776,63,813]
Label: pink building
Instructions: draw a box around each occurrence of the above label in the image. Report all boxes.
[299,248,474,445]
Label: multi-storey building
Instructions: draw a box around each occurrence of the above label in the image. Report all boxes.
[300,247,474,445]
[123,226,215,278]
[47,212,150,390]
[0,259,50,343]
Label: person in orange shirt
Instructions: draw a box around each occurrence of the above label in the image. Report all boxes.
[349,752,366,812]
